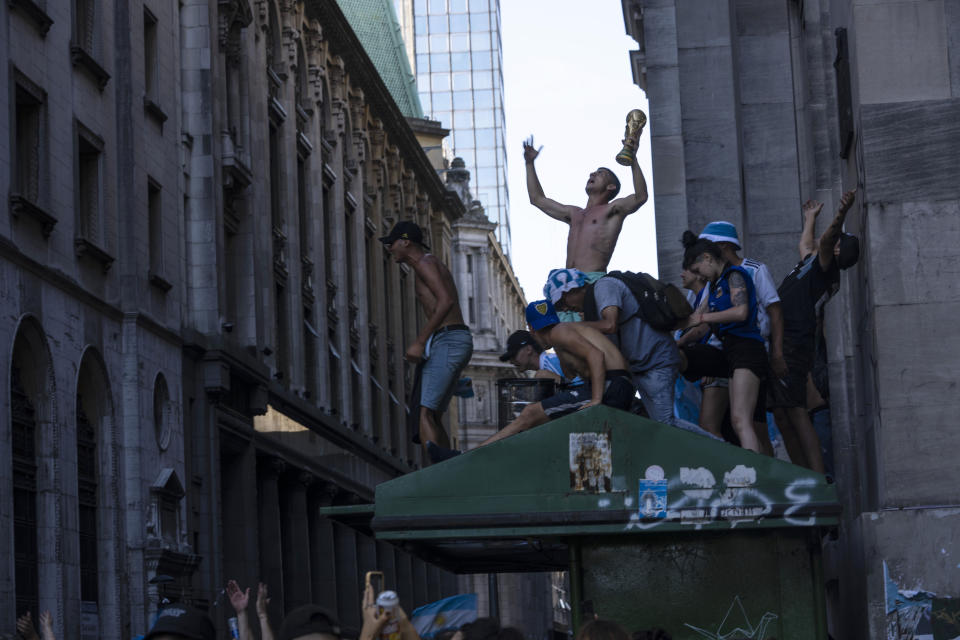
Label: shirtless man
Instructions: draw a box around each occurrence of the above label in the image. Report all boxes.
[428,299,635,461]
[523,135,648,275]
[380,221,473,459]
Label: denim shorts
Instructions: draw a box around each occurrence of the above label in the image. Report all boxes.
[420,328,473,412]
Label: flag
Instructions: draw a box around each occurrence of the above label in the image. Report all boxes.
[410,594,478,638]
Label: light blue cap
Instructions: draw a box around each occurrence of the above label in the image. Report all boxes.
[699,221,741,249]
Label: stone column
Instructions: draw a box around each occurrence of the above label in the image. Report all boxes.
[281,471,314,609]
[478,246,492,332]
[258,457,286,618]
[309,483,340,616]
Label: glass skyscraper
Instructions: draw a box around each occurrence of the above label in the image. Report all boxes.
[394,0,511,255]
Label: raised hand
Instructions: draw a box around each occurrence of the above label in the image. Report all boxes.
[801,199,823,221]
[39,611,55,640]
[256,582,271,618]
[522,135,542,163]
[16,612,39,640]
[361,582,391,640]
[838,189,856,214]
[226,579,251,614]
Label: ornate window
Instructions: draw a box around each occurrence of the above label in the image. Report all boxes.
[11,366,39,616]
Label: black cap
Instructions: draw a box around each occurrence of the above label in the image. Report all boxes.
[837,233,860,270]
[143,604,215,640]
[379,221,430,251]
[499,330,535,362]
[279,604,340,640]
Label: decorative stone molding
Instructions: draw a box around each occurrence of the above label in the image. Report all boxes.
[303,23,323,54]
[218,0,253,49]
[283,25,300,66]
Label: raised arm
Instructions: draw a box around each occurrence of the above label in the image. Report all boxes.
[256,583,275,640]
[524,136,579,222]
[580,305,619,335]
[818,189,856,271]
[608,155,649,217]
[227,580,255,640]
[799,199,824,259]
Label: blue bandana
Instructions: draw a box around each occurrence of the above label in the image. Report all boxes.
[543,268,587,304]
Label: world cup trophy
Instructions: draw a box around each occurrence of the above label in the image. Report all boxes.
[615,109,647,166]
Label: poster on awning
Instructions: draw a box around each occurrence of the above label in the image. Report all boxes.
[569,432,612,493]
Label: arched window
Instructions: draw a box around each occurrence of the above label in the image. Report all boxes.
[76,393,99,604]
[10,364,39,615]
[154,374,172,451]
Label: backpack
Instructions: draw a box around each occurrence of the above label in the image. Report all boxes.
[583,271,693,331]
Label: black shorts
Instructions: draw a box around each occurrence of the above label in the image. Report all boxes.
[682,338,768,382]
[681,344,727,381]
[541,370,635,418]
[768,340,815,409]
[720,334,768,380]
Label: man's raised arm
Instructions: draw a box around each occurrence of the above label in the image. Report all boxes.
[524,136,577,222]
[608,155,648,217]
[817,189,856,270]
[799,199,823,259]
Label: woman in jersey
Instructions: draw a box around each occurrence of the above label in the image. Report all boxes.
[679,231,766,452]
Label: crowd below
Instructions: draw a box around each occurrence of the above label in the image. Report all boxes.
[14,582,670,640]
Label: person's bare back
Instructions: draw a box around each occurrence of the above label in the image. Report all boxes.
[523,136,648,273]
[552,321,629,379]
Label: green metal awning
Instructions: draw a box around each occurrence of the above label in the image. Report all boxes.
[326,406,839,573]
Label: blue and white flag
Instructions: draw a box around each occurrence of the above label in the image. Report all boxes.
[410,593,478,638]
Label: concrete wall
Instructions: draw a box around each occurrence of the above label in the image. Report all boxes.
[626,0,960,637]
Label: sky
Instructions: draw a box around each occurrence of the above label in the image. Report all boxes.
[499,0,659,303]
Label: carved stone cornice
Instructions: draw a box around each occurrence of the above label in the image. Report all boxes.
[303,23,323,53]
[218,0,253,48]
[283,25,300,67]
[327,56,346,103]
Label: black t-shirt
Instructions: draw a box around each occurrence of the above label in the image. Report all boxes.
[777,253,840,346]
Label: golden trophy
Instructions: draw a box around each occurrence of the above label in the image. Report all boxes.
[615,109,647,166]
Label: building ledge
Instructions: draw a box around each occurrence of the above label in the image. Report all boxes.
[9,0,53,36]
[144,95,169,126]
[10,194,57,237]
[71,45,111,91]
[149,271,173,292]
[75,236,115,272]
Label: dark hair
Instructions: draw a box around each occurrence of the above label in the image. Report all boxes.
[681,230,722,269]
[576,620,630,640]
[598,168,621,202]
[632,630,672,640]
[497,628,526,640]
[461,618,500,640]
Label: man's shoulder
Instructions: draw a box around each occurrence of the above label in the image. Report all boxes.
[741,257,770,275]
[595,274,630,301]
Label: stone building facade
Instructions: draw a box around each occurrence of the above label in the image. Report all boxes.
[623,0,960,637]
[1,1,469,638]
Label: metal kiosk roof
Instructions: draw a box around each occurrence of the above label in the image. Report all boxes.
[326,405,839,574]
